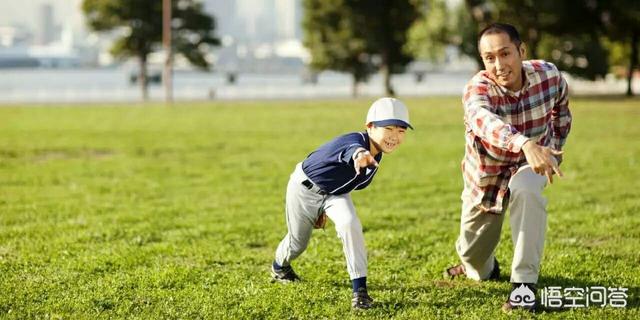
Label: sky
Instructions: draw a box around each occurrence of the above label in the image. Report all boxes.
[0,0,271,40]
[0,0,85,32]
[0,0,463,42]
[0,0,299,44]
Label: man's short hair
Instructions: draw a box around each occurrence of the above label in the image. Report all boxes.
[477,23,522,50]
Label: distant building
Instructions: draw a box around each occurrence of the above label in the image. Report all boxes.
[0,23,81,68]
[0,26,31,47]
[203,0,239,39]
[198,1,308,74]
[275,0,303,40]
[36,3,57,45]
[204,0,302,43]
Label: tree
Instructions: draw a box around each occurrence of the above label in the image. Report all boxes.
[82,0,220,100]
[406,0,451,64]
[494,0,609,80]
[453,0,610,80]
[599,0,640,96]
[459,0,495,68]
[303,0,374,97]
[303,0,421,97]
[359,0,422,96]
[536,33,609,80]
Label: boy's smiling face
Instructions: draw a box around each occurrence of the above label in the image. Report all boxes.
[367,124,406,155]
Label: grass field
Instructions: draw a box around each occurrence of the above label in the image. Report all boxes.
[0,97,638,319]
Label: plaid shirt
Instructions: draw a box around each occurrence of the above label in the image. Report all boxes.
[461,60,572,213]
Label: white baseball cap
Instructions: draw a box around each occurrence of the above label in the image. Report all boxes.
[366,97,413,129]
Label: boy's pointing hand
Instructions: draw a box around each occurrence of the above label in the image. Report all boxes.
[353,149,378,175]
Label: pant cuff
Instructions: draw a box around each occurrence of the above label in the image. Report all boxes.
[460,257,495,281]
[349,272,367,280]
[510,275,538,284]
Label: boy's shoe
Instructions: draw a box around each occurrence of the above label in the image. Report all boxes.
[352,288,374,310]
[270,264,300,283]
[443,258,500,280]
[502,283,537,313]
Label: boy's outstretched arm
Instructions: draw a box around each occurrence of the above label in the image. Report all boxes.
[352,148,378,175]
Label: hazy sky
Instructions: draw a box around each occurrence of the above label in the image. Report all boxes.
[0,0,463,38]
[0,0,269,37]
[0,0,85,31]
[0,0,295,42]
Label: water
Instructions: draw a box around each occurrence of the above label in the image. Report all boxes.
[0,68,474,103]
[0,68,636,103]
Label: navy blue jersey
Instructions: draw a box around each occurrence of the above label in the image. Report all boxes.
[302,132,382,195]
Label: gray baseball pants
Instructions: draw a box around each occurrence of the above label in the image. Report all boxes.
[275,162,368,279]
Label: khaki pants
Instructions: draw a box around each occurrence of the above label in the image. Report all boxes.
[456,165,548,284]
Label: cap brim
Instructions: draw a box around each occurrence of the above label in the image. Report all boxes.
[371,119,414,130]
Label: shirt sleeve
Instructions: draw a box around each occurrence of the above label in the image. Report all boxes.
[550,73,572,151]
[340,144,364,164]
[338,133,368,164]
[463,78,529,153]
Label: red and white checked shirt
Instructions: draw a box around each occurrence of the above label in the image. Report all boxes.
[461,60,572,213]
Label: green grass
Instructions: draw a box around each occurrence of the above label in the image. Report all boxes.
[0,97,638,319]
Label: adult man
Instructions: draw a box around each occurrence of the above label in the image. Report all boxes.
[444,23,572,312]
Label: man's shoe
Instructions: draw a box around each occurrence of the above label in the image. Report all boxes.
[352,288,374,310]
[443,258,500,280]
[502,283,537,313]
[488,258,500,280]
[443,263,466,279]
[271,264,300,283]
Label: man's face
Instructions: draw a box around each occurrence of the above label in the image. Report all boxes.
[479,32,525,91]
[367,125,406,154]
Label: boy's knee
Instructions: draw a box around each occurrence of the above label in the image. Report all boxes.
[288,235,310,257]
[334,216,362,235]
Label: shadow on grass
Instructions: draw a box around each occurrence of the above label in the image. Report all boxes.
[371,279,508,312]
[277,261,638,315]
[373,299,421,313]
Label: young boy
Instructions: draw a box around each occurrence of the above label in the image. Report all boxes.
[271,97,412,310]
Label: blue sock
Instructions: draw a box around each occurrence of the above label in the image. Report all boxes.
[272,261,283,270]
[352,277,367,292]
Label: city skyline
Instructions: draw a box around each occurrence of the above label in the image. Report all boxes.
[0,0,303,47]
[0,0,85,38]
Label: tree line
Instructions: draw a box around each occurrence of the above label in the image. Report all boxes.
[306,0,640,97]
[83,0,639,99]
